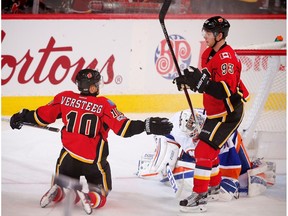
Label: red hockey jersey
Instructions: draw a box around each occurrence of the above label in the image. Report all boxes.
[35,91,131,164]
[201,45,250,118]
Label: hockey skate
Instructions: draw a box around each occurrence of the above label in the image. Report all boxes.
[179,192,208,213]
[40,184,62,208]
[208,185,220,201]
[77,190,92,215]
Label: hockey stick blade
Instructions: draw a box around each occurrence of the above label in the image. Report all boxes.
[166,163,178,193]
[2,117,60,133]
[159,0,196,121]
[166,164,183,197]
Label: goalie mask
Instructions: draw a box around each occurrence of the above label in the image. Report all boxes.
[75,69,102,96]
[179,109,205,138]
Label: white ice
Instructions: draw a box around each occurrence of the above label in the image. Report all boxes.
[2,115,286,216]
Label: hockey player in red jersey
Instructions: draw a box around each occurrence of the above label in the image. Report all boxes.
[9,69,173,214]
[174,16,249,213]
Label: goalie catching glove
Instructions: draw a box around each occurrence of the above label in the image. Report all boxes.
[174,66,210,93]
[145,117,173,135]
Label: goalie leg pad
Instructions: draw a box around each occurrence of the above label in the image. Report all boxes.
[247,163,268,197]
[219,177,240,201]
[137,136,180,178]
[137,153,156,177]
[264,161,276,187]
[151,136,180,175]
[251,158,276,179]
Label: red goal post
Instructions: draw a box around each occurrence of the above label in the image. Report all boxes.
[235,49,286,56]
[234,45,286,162]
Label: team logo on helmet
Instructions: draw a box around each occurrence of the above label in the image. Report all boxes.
[154,34,192,80]
[87,72,93,79]
[218,17,224,23]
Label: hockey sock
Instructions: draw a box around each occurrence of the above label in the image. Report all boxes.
[88,191,107,209]
[53,186,65,203]
[193,141,220,193]
[209,158,221,187]
[74,190,80,204]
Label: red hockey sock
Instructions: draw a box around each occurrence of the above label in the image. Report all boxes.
[53,187,64,203]
[193,141,220,193]
[209,158,222,187]
[88,191,107,209]
[74,191,80,204]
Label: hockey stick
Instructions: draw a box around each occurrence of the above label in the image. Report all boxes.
[159,0,196,121]
[166,163,183,197]
[2,117,60,133]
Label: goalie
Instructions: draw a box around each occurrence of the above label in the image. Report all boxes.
[137,108,276,201]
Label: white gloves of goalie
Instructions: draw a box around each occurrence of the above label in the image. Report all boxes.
[144,117,173,135]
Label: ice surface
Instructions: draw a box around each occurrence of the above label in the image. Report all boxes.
[1,116,286,216]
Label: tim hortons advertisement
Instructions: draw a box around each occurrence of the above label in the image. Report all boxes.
[2,18,286,96]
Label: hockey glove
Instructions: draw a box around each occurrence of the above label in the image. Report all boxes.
[10,109,30,130]
[174,66,210,93]
[173,75,191,91]
[194,68,210,93]
[145,117,173,135]
[173,66,199,92]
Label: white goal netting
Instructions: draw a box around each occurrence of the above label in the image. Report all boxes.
[235,42,286,169]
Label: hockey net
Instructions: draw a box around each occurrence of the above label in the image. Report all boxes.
[235,41,286,170]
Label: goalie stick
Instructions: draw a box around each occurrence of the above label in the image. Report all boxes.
[2,117,60,133]
[166,163,184,197]
[159,0,196,122]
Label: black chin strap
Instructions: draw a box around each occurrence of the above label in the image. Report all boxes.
[212,38,218,49]
[212,31,225,48]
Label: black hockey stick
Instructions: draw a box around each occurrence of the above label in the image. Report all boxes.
[21,122,60,132]
[159,0,196,120]
[2,117,60,132]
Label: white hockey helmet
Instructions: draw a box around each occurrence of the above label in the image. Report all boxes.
[179,109,205,138]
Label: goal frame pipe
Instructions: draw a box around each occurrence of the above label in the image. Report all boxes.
[235,49,286,56]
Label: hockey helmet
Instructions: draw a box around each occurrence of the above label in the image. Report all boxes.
[179,109,205,138]
[202,16,230,38]
[75,69,101,95]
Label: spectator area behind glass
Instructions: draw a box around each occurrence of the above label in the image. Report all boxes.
[1,0,286,15]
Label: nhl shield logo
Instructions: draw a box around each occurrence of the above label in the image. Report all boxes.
[154,34,192,80]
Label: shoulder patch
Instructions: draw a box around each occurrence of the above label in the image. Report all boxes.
[220,52,231,60]
[107,99,115,106]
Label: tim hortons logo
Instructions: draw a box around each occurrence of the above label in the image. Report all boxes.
[1,30,116,85]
